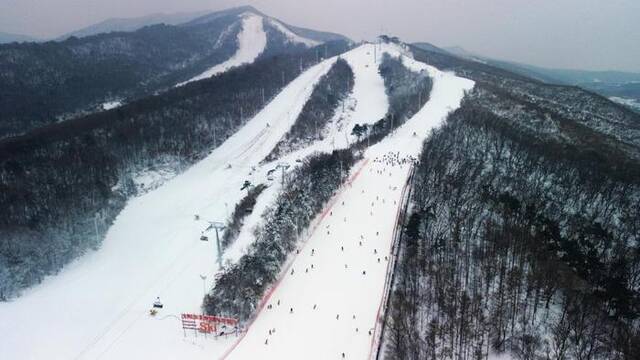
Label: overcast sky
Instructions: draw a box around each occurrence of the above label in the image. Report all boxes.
[1,0,638,72]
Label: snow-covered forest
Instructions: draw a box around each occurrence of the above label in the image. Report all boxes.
[384,45,640,360]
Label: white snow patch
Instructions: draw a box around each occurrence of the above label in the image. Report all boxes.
[177,13,267,87]
[132,165,179,195]
[610,96,640,110]
[102,101,122,110]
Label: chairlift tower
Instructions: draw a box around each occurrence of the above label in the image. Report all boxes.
[208,221,226,268]
[276,162,290,186]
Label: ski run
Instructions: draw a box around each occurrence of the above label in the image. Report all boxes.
[177,13,267,87]
[0,43,473,360]
[177,12,320,87]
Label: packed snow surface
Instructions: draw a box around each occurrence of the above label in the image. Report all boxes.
[177,13,267,86]
[0,42,474,360]
[223,43,474,359]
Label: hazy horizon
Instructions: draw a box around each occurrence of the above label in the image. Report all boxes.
[1,0,638,73]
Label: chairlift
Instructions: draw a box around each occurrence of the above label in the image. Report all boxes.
[153,297,163,309]
[200,235,209,241]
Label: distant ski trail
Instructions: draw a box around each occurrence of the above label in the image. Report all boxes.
[177,13,267,87]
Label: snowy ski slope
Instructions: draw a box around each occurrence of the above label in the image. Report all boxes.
[224,43,390,269]
[0,51,338,360]
[0,42,473,360]
[222,43,474,359]
[178,13,322,87]
[177,13,267,87]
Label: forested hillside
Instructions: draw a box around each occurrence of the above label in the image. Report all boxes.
[0,41,350,300]
[0,6,348,139]
[0,16,239,138]
[409,45,640,159]
[384,46,640,360]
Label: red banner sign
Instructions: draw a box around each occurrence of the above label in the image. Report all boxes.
[181,313,238,326]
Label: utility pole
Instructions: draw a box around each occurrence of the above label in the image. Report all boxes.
[261,87,265,103]
[94,213,99,245]
[373,43,377,64]
[344,129,350,148]
[209,222,226,268]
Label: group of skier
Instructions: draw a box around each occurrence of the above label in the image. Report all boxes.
[258,156,407,357]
